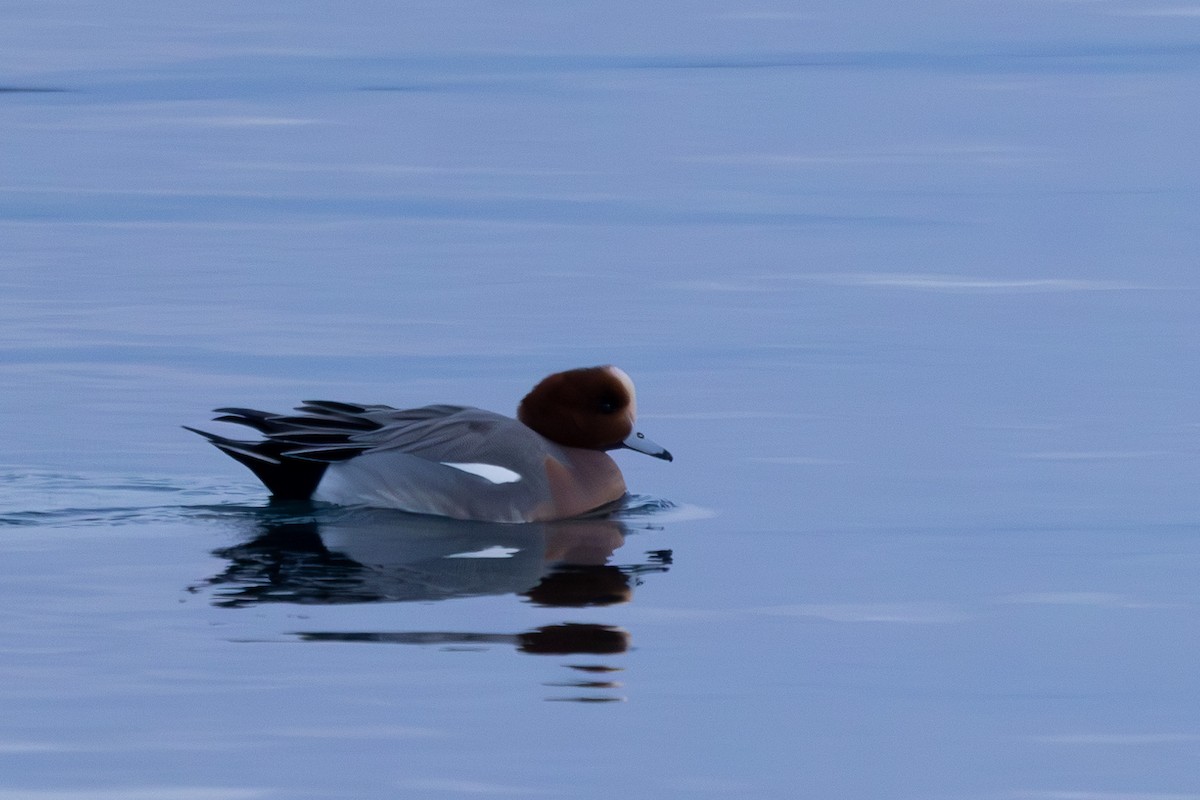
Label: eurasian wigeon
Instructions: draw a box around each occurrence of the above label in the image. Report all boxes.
[186,365,671,523]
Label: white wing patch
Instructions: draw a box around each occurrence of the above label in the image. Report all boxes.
[439,462,523,484]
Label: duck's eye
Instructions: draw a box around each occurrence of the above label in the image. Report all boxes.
[596,396,620,414]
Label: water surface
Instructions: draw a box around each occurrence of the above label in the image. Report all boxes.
[3,2,1200,797]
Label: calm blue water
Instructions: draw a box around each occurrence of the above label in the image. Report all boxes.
[4,2,1200,798]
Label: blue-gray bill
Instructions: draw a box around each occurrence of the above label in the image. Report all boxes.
[621,430,673,462]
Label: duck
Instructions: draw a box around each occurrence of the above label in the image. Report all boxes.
[185,365,672,523]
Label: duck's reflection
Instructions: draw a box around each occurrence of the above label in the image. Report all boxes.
[297,623,630,655]
[202,505,670,701]
[204,505,671,609]
[296,623,633,703]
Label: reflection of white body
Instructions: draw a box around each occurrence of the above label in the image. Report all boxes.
[317,510,549,600]
[320,510,628,600]
[189,366,671,522]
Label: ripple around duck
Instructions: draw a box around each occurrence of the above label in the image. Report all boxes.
[614,495,714,524]
[0,469,265,528]
[0,471,696,529]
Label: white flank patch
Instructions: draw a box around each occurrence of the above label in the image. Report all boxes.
[439,462,522,484]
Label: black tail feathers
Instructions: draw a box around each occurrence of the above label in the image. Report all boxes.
[183,426,328,500]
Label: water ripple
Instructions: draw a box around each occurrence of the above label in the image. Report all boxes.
[0,471,686,529]
[0,470,263,527]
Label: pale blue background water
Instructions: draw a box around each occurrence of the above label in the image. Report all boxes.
[3,2,1200,798]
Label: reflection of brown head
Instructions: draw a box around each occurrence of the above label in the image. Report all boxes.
[517,623,630,655]
[523,564,633,607]
[517,365,636,450]
[542,519,626,564]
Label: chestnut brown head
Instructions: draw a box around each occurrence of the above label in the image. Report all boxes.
[517,366,671,460]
